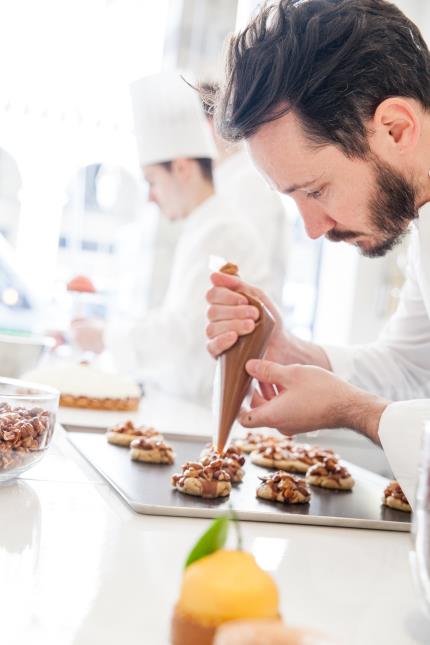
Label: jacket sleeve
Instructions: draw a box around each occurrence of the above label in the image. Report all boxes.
[324,232,430,400]
[378,400,429,509]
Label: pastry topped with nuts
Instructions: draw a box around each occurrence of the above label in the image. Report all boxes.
[382,481,411,513]
[200,442,244,460]
[306,456,355,490]
[130,437,175,464]
[256,471,311,504]
[250,443,293,470]
[106,420,162,447]
[199,444,245,483]
[283,445,338,474]
[222,444,245,460]
[0,403,53,472]
[200,453,245,484]
[234,431,286,454]
[251,442,336,473]
[171,459,231,498]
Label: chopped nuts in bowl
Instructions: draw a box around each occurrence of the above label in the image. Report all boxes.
[0,377,59,482]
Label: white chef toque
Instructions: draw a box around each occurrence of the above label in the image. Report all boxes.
[130,71,216,167]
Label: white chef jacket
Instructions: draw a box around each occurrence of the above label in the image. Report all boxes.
[215,150,289,305]
[112,203,183,317]
[106,193,272,404]
[325,209,430,508]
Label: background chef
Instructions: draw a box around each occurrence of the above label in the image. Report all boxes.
[74,71,272,403]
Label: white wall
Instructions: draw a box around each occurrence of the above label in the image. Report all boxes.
[0,0,168,297]
[395,1,430,44]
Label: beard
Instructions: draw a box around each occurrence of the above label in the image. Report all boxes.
[326,157,418,258]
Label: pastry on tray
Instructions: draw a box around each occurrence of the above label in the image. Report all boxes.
[256,471,311,504]
[382,481,411,512]
[233,432,287,454]
[282,445,338,474]
[171,460,231,498]
[24,364,141,411]
[200,442,244,460]
[306,457,355,490]
[199,445,246,483]
[130,438,175,464]
[250,444,293,470]
[106,420,162,447]
[200,454,245,484]
[252,442,337,474]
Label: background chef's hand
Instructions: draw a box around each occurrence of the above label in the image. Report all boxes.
[71,318,105,354]
[206,271,285,359]
[240,359,389,444]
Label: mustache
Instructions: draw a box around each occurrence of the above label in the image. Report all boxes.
[325,229,362,242]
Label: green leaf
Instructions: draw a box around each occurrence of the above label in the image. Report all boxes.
[184,516,229,569]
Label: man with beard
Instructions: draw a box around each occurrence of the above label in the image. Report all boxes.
[205,0,430,506]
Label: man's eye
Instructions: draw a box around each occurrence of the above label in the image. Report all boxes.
[307,190,322,199]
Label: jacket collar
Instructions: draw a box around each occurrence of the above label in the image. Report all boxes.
[182,193,221,234]
[417,204,430,310]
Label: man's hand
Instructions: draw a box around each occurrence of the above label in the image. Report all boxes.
[71,318,105,354]
[206,271,331,369]
[206,271,284,357]
[239,359,389,444]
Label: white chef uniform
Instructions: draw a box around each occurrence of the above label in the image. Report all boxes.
[107,193,270,402]
[107,72,272,403]
[325,209,430,507]
[214,149,289,305]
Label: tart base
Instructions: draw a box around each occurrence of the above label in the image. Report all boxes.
[130,446,174,464]
[60,394,140,411]
[171,607,217,645]
[384,495,411,512]
[306,474,355,490]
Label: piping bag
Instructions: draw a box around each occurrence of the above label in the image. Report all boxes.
[211,259,275,453]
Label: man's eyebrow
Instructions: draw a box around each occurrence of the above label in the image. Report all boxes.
[281,176,324,194]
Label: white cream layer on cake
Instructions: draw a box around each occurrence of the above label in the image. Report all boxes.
[24,364,140,399]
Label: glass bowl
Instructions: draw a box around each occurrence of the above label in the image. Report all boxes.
[0,377,59,483]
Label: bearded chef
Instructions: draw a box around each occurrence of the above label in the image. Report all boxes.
[205,0,430,507]
[74,71,272,403]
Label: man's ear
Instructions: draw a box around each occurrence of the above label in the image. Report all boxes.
[370,97,421,156]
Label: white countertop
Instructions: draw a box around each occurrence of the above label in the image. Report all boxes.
[1,392,429,645]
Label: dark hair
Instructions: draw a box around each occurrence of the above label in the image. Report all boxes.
[160,158,213,182]
[216,0,430,157]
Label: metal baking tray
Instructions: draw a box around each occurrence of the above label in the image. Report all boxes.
[67,430,411,531]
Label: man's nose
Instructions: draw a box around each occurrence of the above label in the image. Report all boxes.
[299,203,336,240]
[148,189,157,204]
